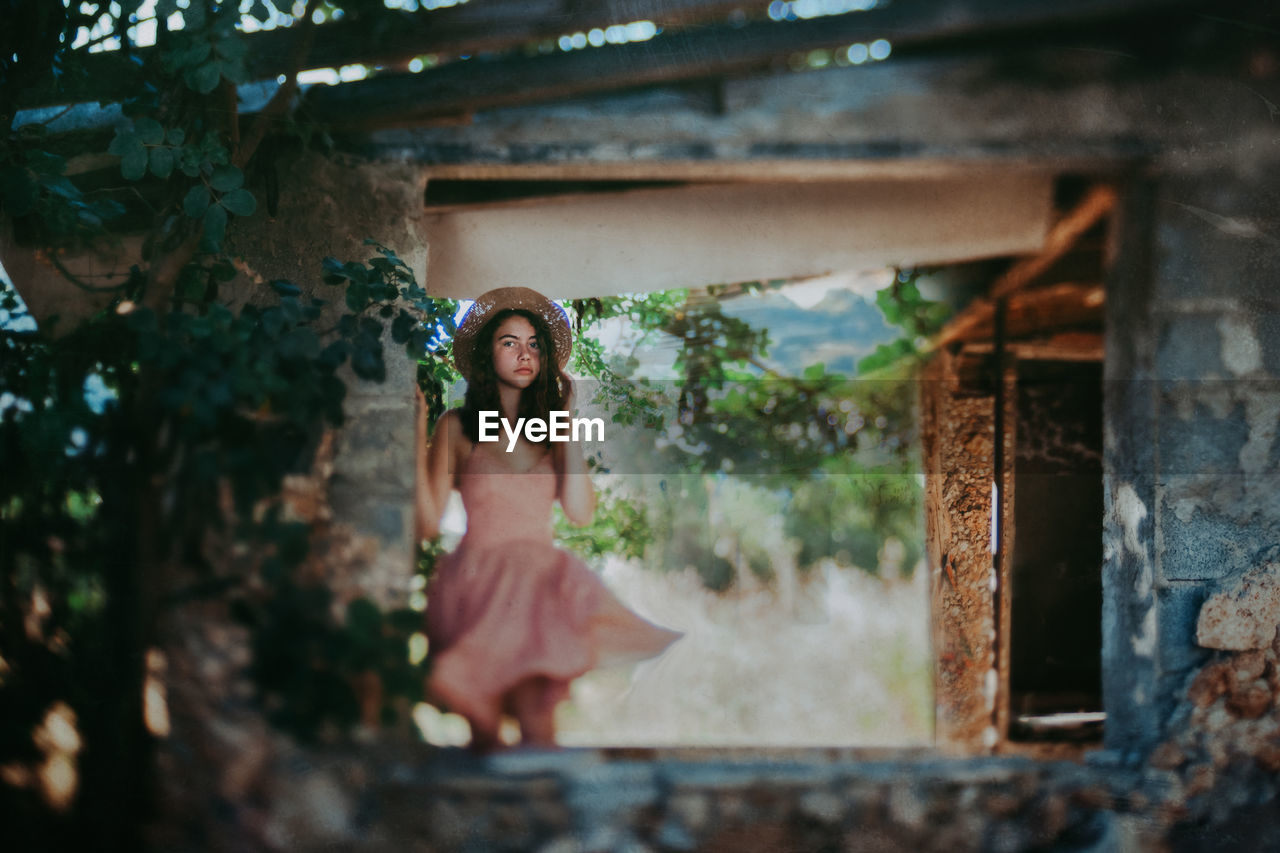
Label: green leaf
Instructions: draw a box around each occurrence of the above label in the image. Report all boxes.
[210,165,243,193]
[203,203,228,247]
[345,284,369,313]
[278,328,319,360]
[186,61,222,94]
[178,149,202,177]
[121,146,148,181]
[351,347,386,382]
[261,307,285,338]
[169,40,211,70]
[220,188,256,217]
[149,147,175,179]
[391,310,415,344]
[179,275,206,302]
[319,340,349,368]
[166,127,186,145]
[250,0,273,23]
[279,296,301,325]
[134,117,164,145]
[183,1,207,28]
[802,363,826,382]
[107,130,141,157]
[269,280,301,297]
[183,185,211,218]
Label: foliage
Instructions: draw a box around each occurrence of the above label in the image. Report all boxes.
[568,273,946,585]
[553,486,651,563]
[1,2,458,839]
[857,269,950,374]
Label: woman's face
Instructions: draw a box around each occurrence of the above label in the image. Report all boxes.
[489,314,541,390]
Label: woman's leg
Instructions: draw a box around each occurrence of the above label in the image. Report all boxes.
[425,657,501,752]
[507,676,562,747]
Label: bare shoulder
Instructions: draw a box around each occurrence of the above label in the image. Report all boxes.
[434,407,463,434]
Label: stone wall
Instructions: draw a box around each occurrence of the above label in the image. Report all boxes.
[147,35,1280,852]
[251,746,1152,853]
[1103,157,1280,758]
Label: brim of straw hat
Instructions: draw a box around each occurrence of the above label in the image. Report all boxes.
[452,287,573,380]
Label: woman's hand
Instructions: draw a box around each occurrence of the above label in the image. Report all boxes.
[555,381,595,525]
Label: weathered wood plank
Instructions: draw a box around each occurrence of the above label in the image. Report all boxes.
[15,0,1205,115]
[304,0,1200,129]
[937,282,1106,348]
[989,185,1116,300]
[13,0,760,108]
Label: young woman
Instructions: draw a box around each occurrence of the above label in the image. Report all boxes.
[415,287,680,751]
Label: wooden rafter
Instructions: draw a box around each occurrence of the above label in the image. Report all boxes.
[988,185,1116,301]
[15,0,767,109]
[304,1,1195,128]
[931,186,1115,350]
[19,0,1201,117]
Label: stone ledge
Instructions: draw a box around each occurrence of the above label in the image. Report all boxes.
[263,745,1147,853]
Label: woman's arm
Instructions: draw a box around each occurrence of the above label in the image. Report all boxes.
[555,389,596,526]
[415,394,461,541]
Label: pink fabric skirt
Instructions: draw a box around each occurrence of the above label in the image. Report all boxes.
[425,538,681,726]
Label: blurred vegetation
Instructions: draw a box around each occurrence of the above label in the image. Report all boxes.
[1,2,457,846]
[554,271,947,591]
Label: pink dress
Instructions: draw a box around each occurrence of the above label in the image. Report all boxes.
[424,446,681,729]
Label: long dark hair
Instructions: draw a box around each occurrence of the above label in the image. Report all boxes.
[459,308,572,444]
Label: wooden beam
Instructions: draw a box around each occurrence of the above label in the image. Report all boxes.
[962,332,1106,361]
[304,0,1199,129]
[988,185,1117,300]
[930,184,1115,351]
[934,281,1105,349]
[15,0,763,109]
[16,0,1204,116]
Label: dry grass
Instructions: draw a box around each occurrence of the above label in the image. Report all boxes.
[556,557,934,747]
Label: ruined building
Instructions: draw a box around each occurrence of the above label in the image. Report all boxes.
[5,0,1280,849]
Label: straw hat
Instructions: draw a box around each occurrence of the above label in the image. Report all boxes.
[452,287,573,380]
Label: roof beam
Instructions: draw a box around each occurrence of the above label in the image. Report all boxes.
[301,0,1200,129]
[15,0,760,109]
[20,0,1200,116]
[931,185,1115,350]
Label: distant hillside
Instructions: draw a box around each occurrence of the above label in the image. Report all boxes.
[717,287,898,377]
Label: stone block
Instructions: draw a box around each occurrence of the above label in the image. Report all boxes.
[1157,391,1247,477]
[1155,314,1225,381]
[1196,562,1280,650]
[1156,583,1213,676]
[331,403,416,493]
[1153,174,1280,305]
[1158,496,1253,582]
[328,496,409,547]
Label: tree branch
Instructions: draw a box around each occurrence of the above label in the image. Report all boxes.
[234,0,322,169]
[48,252,131,293]
[144,0,323,312]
